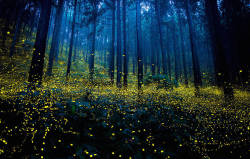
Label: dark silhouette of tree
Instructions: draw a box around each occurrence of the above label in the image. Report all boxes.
[47,0,65,76]
[116,0,122,87]
[204,0,234,100]
[177,9,188,86]
[123,0,128,87]
[136,0,143,89]
[28,0,52,87]
[154,0,167,75]
[66,0,78,79]
[184,0,202,95]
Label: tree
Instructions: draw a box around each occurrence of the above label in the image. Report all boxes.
[177,9,188,86]
[184,0,202,95]
[28,0,52,87]
[204,0,234,100]
[66,0,78,79]
[105,0,115,84]
[123,0,128,87]
[154,0,167,75]
[116,0,122,87]
[47,0,65,76]
[136,0,143,89]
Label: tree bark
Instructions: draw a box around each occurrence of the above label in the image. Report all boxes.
[136,0,143,89]
[66,0,77,78]
[155,0,167,75]
[89,12,97,81]
[116,0,122,88]
[185,0,202,95]
[177,11,188,86]
[47,0,64,76]
[109,0,115,84]
[204,0,234,100]
[123,0,128,87]
[28,0,52,87]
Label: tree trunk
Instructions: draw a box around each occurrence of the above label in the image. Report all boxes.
[155,0,167,75]
[47,0,64,76]
[89,14,97,81]
[177,11,188,86]
[173,26,180,84]
[123,0,128,87]
[28,0,52,87]
[116,0,122,87]
[185,0,202,95]
[205,0,234,100]
[109,0,115,84]
[166,26,172,80]
[136,0,143,89]
[66,0,77,78]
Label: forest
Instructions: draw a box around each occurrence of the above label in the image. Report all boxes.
[0,0,249,158]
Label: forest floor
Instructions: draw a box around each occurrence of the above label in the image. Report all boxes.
[0,71,249,159]
[0,40,250,159]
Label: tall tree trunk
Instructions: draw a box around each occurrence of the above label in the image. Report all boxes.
[123,0,128,87]
[185,0,202,95]
[116,0,122,88]
[109,0,115,84]
[66,0,77,78]
[155,0,167,75]
[136,0,143,89]
[223,0,250,88]
[150,16,156,76]
[166,26,172,80]
[156,46,161,74]
[177,11,188,86]
[173,26,180,84]
[28,0,52,87]
[89,14,97,81]
[47,0,64,76]
[205,0,234,100]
